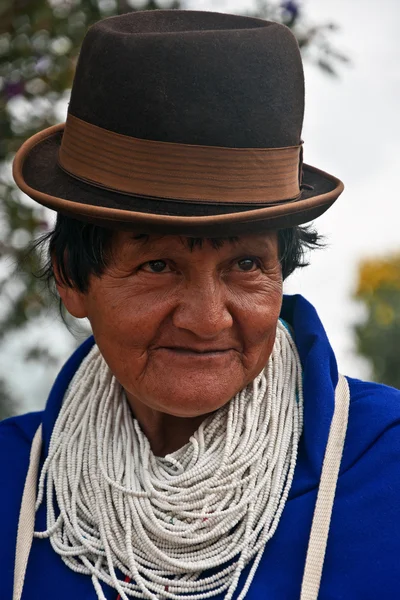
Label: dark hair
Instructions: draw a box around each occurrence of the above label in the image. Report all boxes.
[36,213,323,292]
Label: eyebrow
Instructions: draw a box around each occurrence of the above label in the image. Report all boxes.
[132,234,241,252]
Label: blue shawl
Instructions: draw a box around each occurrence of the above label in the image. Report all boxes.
[2,295,400,599]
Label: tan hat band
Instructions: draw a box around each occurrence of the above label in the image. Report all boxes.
[58,114,302,204]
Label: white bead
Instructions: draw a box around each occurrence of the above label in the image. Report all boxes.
[34,321,303,599]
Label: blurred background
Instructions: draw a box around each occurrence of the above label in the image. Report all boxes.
[1,0,399,420]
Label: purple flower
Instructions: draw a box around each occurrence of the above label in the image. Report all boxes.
[4,81,25,99]
[281,1,299,20]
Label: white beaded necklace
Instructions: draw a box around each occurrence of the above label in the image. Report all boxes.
[35,321,303,600]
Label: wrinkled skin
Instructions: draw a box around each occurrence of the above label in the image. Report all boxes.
[57,231,283,455]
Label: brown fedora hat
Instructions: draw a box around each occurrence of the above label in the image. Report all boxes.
[13,9,344,237]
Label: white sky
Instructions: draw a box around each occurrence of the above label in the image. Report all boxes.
[2,0,400,413]
[284,0,400,379]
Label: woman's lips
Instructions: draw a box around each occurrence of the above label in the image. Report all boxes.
[162,347,233,354]
[156,347,237,361]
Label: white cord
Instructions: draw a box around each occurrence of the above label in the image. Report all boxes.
[35,321,303,599]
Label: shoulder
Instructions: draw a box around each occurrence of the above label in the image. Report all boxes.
[0,410,43,450]
[347,376,400,433]
[0,411,43,503]
[0,412,43,590]
[0,411,43,506]
[0,411,43,499]
[318,380,400,597]
[342,376,400,473]
[348,375,400,408]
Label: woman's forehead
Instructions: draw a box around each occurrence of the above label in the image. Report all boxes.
[115,230,278,255]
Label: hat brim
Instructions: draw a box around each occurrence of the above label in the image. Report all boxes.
[13,123,344,236]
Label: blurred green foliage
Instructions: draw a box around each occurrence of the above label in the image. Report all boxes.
[354,254,400,388]
[0,0,348,419]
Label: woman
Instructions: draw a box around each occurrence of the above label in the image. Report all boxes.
[2,9,400,600]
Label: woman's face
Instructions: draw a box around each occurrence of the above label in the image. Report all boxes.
[59,231,283,418]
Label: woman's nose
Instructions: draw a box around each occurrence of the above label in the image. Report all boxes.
[172,279,233,338]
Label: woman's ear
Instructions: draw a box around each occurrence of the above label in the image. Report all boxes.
[52,258,88,319]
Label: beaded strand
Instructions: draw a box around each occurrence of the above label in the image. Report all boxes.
[35,321,303,599]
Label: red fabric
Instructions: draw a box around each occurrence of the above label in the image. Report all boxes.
[116,576,131,600]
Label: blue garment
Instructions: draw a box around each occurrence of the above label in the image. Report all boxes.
[2,294,400,599]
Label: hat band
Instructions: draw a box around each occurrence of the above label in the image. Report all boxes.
[58,114,302,204]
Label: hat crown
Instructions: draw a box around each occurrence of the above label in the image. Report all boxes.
[68,10,305,149]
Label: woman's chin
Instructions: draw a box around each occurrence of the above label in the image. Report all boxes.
[135,374,246,418]
[121,351,248,417]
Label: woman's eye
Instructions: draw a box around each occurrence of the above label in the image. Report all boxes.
[142,260,170,273]
[235,258,260,272]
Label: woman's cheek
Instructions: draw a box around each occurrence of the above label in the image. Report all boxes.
[234,275,282,321]
[85,280,175,352]
[241,283,282,357]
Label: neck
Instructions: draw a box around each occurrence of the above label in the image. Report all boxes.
[125,393,209,456]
